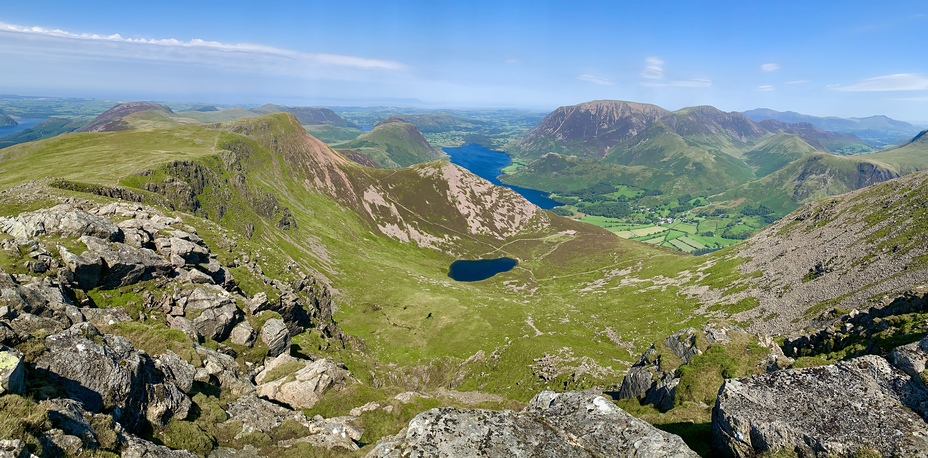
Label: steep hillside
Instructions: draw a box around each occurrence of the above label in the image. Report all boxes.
[714,153,899,214]
[743,132,819,177]
[0,111,711,401]
[727,170,928,333]
[514,100,670,158]
[743,108,922,147]
[77,101,179,132]
[863,128,928,174]
[336,117,445,168]
[658,106,767,152]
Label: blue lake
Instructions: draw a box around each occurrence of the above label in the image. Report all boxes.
[0,118,47,138]
[443,144,559,210]
[448,257,518,282]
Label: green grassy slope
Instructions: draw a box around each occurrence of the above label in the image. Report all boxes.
[713,152,900,215]
[604,121,756,194]
[0,112,745,402]
[335,118,445,168]
[863,129,928,174]
[744,132,819,177]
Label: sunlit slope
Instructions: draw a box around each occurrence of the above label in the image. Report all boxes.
[1,111,735,399]
[336,117,445,168]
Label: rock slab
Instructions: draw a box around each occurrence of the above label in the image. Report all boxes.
[368,390,697,457]
[713,355,928,457]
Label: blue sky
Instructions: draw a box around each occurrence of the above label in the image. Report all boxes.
[2,1,927,121]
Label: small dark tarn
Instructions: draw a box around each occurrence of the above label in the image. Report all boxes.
[448,257,518,282]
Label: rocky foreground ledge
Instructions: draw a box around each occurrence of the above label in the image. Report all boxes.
[713,334,928,457]
[368,390,698,457]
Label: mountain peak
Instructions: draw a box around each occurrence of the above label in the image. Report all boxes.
[76,101,174,133]
[375,116,409,126]
[517,100,670,158]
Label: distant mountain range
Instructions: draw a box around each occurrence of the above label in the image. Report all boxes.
[504,100,928,214]
[741,108,923,147]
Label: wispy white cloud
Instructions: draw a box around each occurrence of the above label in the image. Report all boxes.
[641,57,664,80]
[785,80,810,85]
[761,63,780,72]
[830,74,928,92]
[756,85,775,92]
[641,79,712,88]
[504,58,522,65]
[577,74,614,86]
[0,21,407,72]
[889,96,928,101]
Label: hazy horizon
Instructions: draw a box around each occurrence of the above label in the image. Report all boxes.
[2,1,927,121]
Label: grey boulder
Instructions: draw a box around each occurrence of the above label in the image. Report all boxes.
[35,323,190,431]
[0,345,25,395]
[712,355,928,457]
[368,390,697,458]
[0,204,122,241]
[260,318,290,358]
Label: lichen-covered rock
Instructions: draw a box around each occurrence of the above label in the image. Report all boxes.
[155,351,197,394]
[0,204,122,241]
[155,237,209,267]
[192,302,241,342]
[616,343,677,411]
[224,395,360,450]
[0,345,25,395]
[79,236,172,288]
[122,434,198,458]
[0,439,27,458]
[260,318,290,358]
[617,344,660,400]
[891,334,928,379]
[368,390,697,458]
[208,446,261,458]
[35,322,190,431]
[41,398,100,448]
[229,321,256,348]
[665,327,701,364]
[255,356,350,410]
[58,245,103,290]
[712,355,928,457]
[194,345,255,396]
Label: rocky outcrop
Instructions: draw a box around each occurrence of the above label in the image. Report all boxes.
[0,345,25,395]
[194,345,255,397]
[664,328,702,364]
[122,434,198,458]
[369,390,697,457]
[224,395,361,450]
[712,354,928,457]
[260,318,290,358]
[892,334,928,379]
[0,439,27,458]
[0,204,122,241]
[255,355,351,410]
[229,321,256,347]
[35,322,191,431]
[181,286,243,342]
